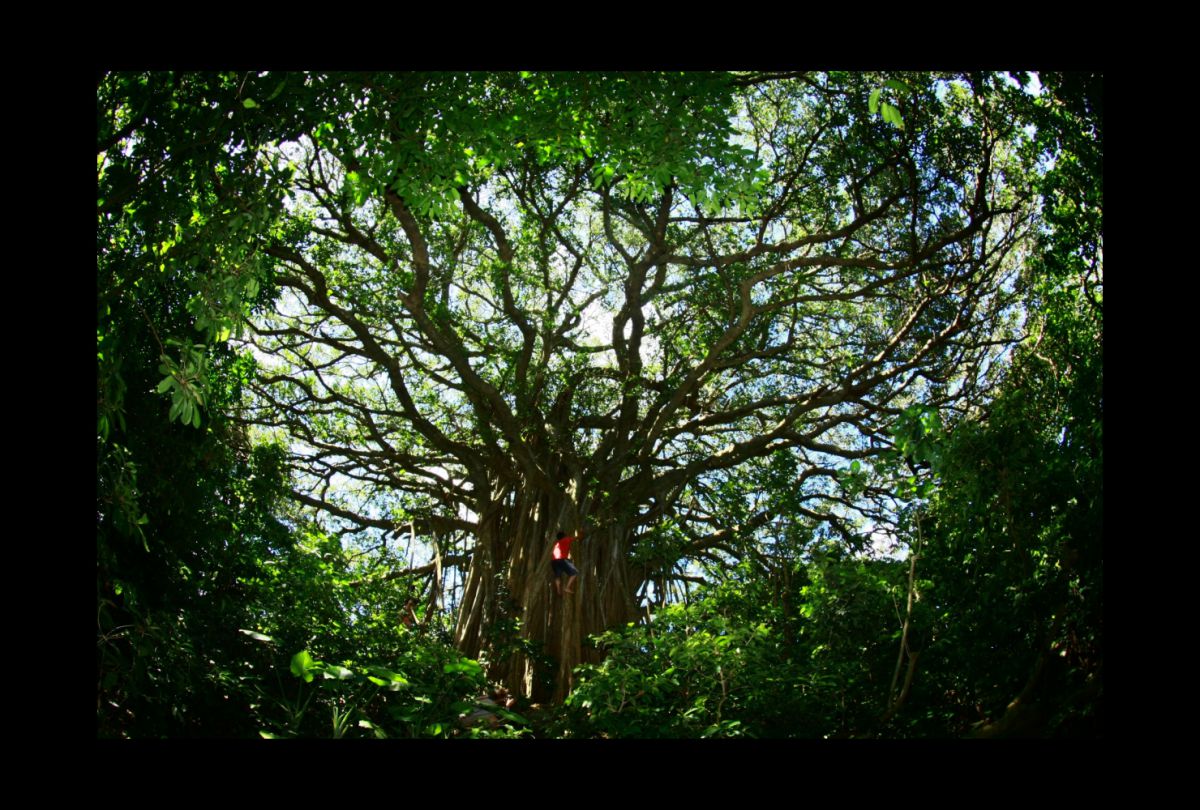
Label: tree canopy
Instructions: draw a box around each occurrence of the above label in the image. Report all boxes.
[97,71,1101,737]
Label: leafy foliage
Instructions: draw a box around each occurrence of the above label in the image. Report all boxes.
[565,549,911,738]
[97,71,1100,737]
[255,639,526,739]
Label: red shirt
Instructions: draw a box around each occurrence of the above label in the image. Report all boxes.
[552,535,579,560]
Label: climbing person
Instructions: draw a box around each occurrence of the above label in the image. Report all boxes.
[400,597,418,629]
[551,528,584,596]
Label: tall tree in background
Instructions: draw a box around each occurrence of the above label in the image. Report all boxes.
[99,72,1063,706]
[232,72,1035,700]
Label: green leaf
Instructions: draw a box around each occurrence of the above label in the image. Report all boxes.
[242,99,258,109]
[324,664,354,680]
[238,629,274,643]
[156,377,173,394]
[494,707,530,725]
[366,665,404,681]
[291,650,316,682]
[366,666,409,689]
[442,658,484,677]
[882,103,904,129]
[868,88,881,115]
[884,79,912,95]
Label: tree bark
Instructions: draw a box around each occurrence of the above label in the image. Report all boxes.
[452,480,640,703]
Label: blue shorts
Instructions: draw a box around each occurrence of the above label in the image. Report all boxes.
[552,559,578,577]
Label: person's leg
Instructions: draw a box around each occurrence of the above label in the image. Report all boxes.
[552,559,566,595]
[564,574,577,594]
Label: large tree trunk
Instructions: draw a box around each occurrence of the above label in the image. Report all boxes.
[452,478,641,703]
